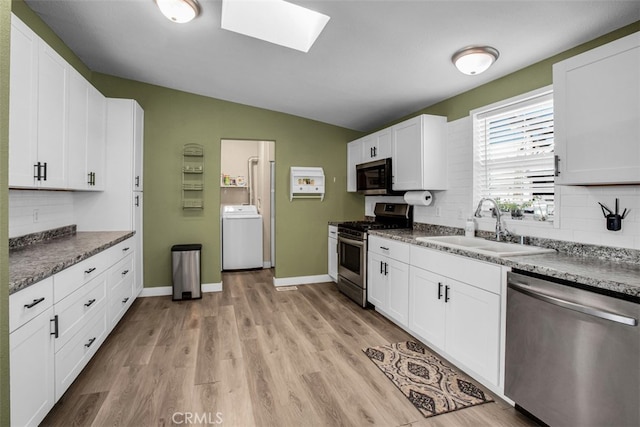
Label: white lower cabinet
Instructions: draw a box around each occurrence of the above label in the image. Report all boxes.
[9,238,137,426]
[108,253,135,328]
[9,307,55,427]
[408,267,446,348]
[408,245,502,387]
[54,305,108,400]
[368,236,410,328]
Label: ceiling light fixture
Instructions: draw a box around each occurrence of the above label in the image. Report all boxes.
[452,46,499,75]
[156,0,201,23]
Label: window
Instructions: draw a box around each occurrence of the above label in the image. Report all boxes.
[473,88,555,220]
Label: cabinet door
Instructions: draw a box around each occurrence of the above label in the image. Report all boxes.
[554,33,640,184]
[445,280,501,385]
[392,116,423,190]
[66,68,89,190]
[10,307,55,427]
[347,139,364,192]
[37,43,68,189]
[385,257,409,327]
[361,134,377,161]
[367,252,387,309]
[86,84,106,191]
[8,15,39,188]
[375,128,392,159]
[408,266,446,349]
[133,103,144,191]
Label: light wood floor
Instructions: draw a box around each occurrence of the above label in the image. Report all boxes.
[43,269,537,427]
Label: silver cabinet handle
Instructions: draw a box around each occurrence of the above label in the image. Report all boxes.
[508,282,638,326]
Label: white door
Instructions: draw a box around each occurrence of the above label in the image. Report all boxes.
[134,192,144,294]
[37,43,68,189]
[445,280,501,385]
[346,139,363,192]
[8,16,39,188]
[385,258,409,327]
[392,115,423,190]
[66,68,88,190]
[328,236,338,282]
[367,252,387,309]
[408,266,446,349]
[86,84,106,190]
[10,308,55,427]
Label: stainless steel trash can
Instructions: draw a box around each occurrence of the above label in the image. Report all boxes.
[171,244,202,300]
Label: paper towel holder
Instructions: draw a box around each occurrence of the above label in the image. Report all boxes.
[403,190,434,206]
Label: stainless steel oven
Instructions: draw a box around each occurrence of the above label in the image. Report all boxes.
[337,231,367,306]
[336,203,412,308]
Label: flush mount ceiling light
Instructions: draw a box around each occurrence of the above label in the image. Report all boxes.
[452,46,499,75]
[221,0,330,53]
[155,0,200,23]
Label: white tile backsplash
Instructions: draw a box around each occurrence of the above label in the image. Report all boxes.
[373,116,640,250]
[9,190,75,238]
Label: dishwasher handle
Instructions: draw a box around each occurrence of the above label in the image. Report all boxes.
[508,281,638,327]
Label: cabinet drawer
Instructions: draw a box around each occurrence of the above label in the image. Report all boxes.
[410,245,502,294]
[109,269,134,328]
[54,272,107,352]
[109,237,135,265]
[54,305,107,400]
[54,251,111,303]
[9,277,54,333]
[109,253,134,289]
[369,235,410,261]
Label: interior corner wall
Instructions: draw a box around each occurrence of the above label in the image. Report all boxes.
[91,73,363,286]
[0,0,11,424]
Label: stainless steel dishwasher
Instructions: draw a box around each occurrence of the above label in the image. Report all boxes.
[505,270,639,427]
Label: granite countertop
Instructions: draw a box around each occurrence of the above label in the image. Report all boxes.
[369,228,640,300]
[9,231,135,295]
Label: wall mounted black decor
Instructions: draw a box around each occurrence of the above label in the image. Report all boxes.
[598,198,628,231]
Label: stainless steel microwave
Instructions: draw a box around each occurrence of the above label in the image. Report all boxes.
[356,158,399,195]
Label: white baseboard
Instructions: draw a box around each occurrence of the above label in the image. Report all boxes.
[139,282,222,298]
[273,274,332,287]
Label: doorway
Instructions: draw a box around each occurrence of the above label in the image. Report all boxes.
[220,139,275,268]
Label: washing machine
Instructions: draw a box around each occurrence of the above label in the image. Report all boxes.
[221,205,263,270]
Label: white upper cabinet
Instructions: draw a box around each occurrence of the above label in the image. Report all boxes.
[9,15,40,188]
[36,42,68,189]
[554,32,640,185]
[66,68,89,190]
[67,70,106,191]
[391,114,447,191]
[346,138,364,192]
[133,103,144,191]
[86,84,107,191]
[362,128,392,161]
[9,13,106,191]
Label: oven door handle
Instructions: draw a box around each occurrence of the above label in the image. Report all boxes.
[338,235,365,248]
[508,282,638,326]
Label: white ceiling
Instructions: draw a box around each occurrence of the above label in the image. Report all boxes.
[24,0,640,132]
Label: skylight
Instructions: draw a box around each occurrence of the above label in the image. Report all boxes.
[221,0,330,53]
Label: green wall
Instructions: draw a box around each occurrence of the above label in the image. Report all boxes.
[91,74,363,285]
[1,0,11,424]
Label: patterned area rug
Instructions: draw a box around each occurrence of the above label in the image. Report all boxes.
[363,341,494,418]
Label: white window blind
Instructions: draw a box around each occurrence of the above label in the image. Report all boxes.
[474,92,555,215]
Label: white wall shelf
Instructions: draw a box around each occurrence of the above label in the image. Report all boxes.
[290,166,325,201]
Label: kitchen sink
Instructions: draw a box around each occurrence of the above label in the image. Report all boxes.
[415,235,556,257]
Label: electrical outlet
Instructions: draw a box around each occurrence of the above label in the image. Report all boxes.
[435,206,441,217]
[33,209,39,223]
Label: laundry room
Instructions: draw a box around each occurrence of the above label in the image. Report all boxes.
[220,139,275,270]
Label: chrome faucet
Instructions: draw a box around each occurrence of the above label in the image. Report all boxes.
[474,198,509,241]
